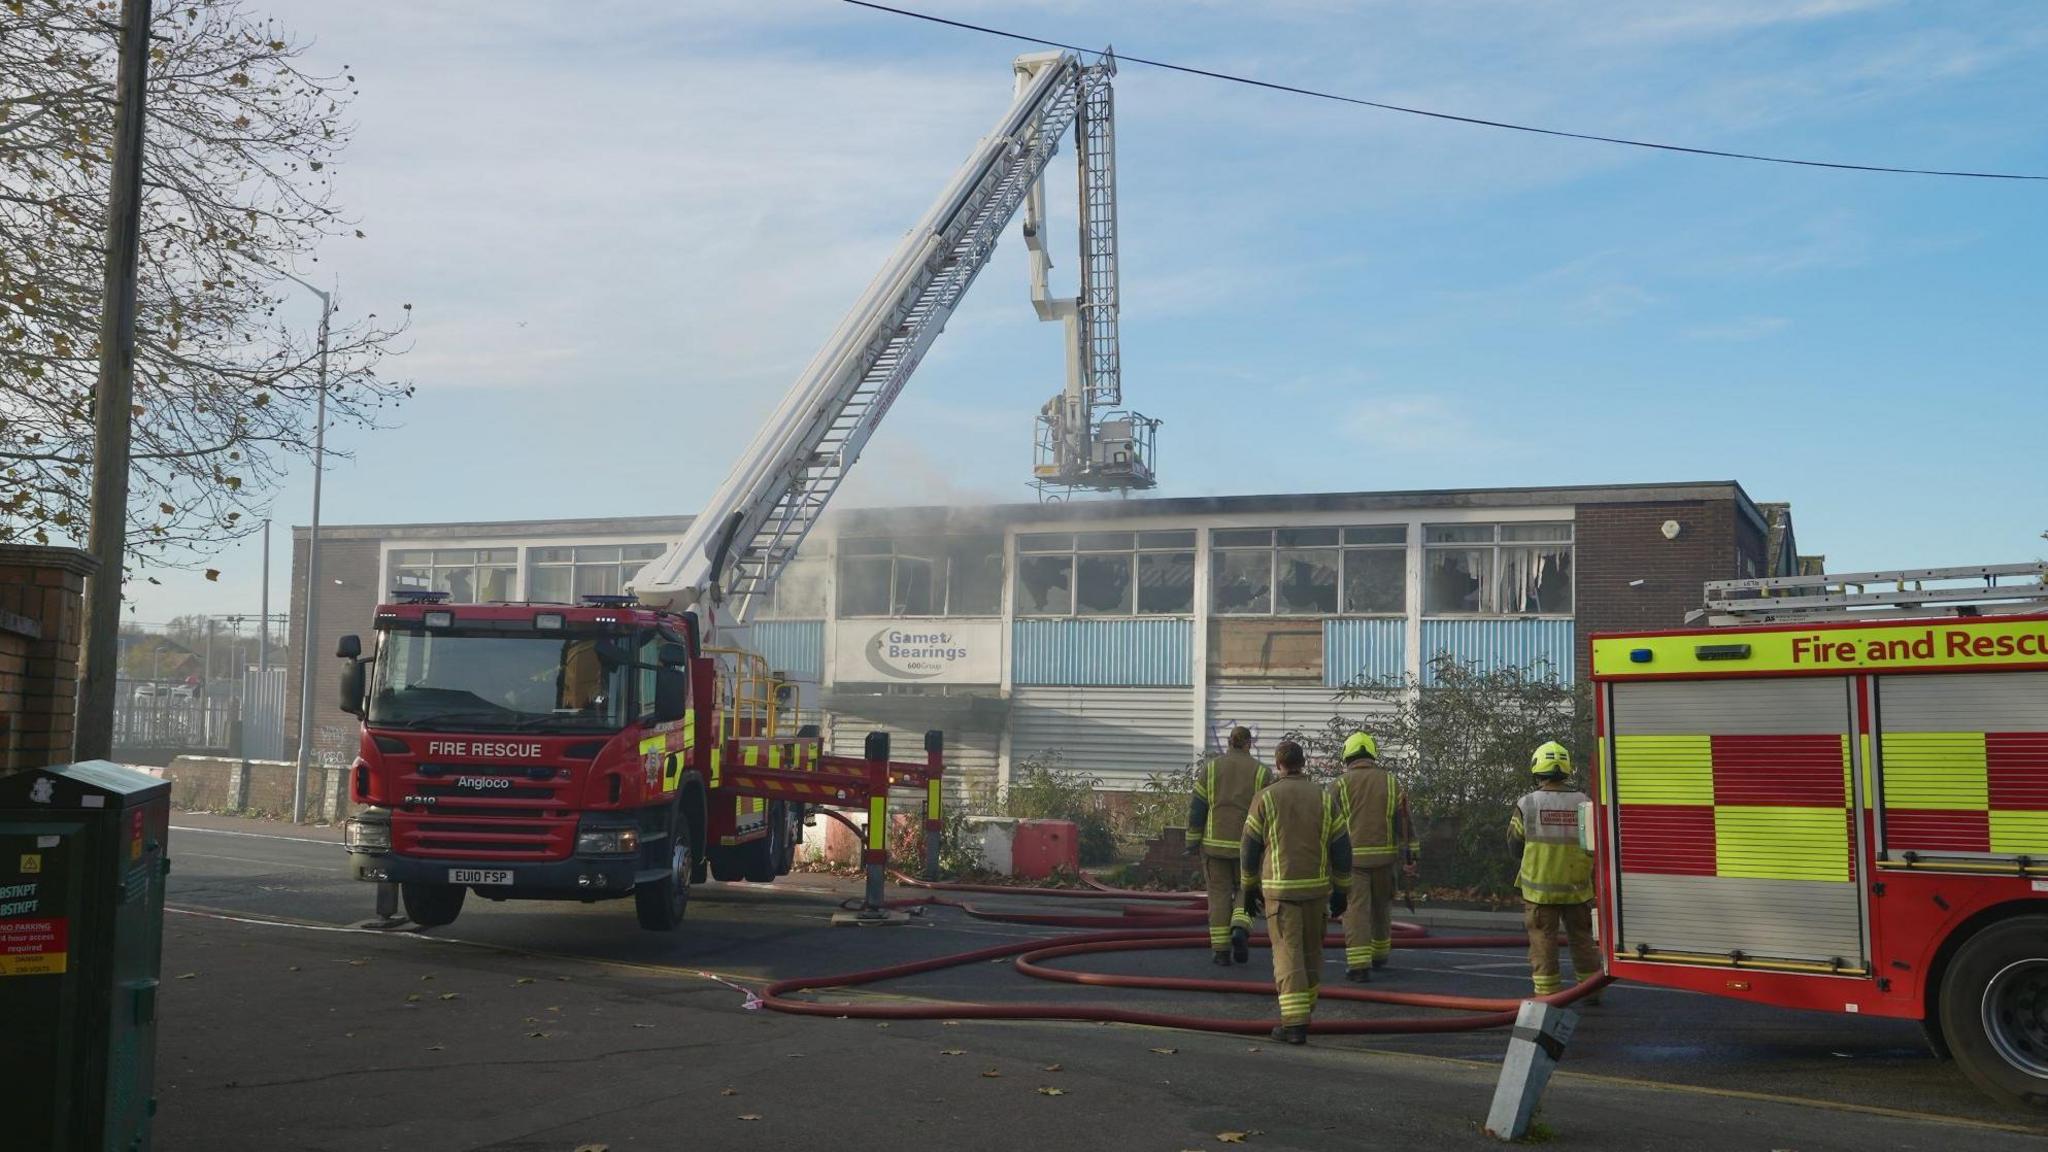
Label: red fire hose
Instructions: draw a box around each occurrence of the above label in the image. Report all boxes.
[762,876,1610,1036]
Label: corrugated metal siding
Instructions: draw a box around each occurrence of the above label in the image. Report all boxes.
[1323,619,1406,687]
[749,620,824,682]
[1205,684,1394,757]
[1611,875,1864,962]
[1879,671,2048,731]
[1010,687,1197,789]
[1421,619,1575,684]
[827,714,999,803]
[1012,619,1192,687]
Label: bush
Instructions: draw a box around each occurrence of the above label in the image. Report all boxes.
[1331,654,1590,893]
[1003,751,1121,867]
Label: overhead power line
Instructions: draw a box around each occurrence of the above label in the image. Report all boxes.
[844,0,2047,182]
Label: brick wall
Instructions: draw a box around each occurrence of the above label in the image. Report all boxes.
[0,545,95,774]
[283,534,381,766]
[1574,499,1757,678]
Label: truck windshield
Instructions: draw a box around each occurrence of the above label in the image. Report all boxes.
[367,629,629,732]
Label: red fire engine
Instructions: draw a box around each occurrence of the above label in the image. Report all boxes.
[1591,563,2048,1107]
[335,49,1149,931]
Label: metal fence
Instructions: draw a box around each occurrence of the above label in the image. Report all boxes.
[113,666,288,755]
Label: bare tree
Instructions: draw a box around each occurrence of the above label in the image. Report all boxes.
[0,0,410,575]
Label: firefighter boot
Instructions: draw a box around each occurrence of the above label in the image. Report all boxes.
[1345,966,1372,983]
[1230,925,1250,965]
[1212,950,1232,967]
[1269,1023,1308,1046]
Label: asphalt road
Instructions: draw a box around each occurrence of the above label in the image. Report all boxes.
[154,814,2048,1151]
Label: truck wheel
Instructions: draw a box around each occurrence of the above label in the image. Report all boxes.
[777,805,802,876]
[635,815,693,931]
[744,803,784,883]
[401,882,466,929]
[1940,916,2048,1109]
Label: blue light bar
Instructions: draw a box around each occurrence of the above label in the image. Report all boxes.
[1629,648,1653,664]
[392,589,451,604]
[579,593,638,607]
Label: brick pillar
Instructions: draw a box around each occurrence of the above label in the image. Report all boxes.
[0,545,98,775]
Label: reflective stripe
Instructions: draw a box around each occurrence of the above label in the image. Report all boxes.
[1516,787,1593,903]
[927,779,942,822]
[867,797,886,850]
[1345,946,1373,967]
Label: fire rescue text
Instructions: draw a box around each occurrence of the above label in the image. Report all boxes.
[1790,627,2048,666]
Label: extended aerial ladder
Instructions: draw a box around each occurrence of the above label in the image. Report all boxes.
[629,50,1157,625]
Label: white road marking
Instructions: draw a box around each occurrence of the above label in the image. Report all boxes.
[170,824,339,846]
[180,851,327,869]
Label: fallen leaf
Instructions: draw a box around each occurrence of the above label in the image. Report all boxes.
[1037,1086,1066,1096]
[346,960,369,968]
[876,1023,890,1029]
[286,966,301,972]
[425,1045,444,1052]
[556,976,571,982]
[1218,1133,1248,1144]
[524,1017,540,1025]
[1246,1047,1262,1054]
[981,1069,1001,1079]
[527,1031,550,1039]
[514,977,536,986]
[633,1023,656,1029]
[738,1114,762,1122]
[1042,1063,1063,1072]
[547,1006,561,1013]
[439,993,459,1001]
[940,1049,966,1057]
[419,975,436,982]
[720,1088,738,1097]
[175,972,197,980]
[942,1020,959,1026]
[404,994,421,1003]
[1150,1047,1179,1055]
[574,1145,608,1152]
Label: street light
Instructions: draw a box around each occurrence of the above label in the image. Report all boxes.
[276,269,332,824]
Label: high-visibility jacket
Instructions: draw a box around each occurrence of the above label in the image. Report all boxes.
[1187,749,1269,858]
[1242,774,1353,902]
[1334,763,1416,869]
[1509,781,1593,905]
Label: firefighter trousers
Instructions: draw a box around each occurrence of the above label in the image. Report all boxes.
[1342,864,1396,970]
[1268,897,1327,1026]
[1524,900,1599,996]
[1203,856,1251,951]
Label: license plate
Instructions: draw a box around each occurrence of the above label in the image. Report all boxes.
[449,868,513,886]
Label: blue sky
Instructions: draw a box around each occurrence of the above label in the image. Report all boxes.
[134,0,2048,622]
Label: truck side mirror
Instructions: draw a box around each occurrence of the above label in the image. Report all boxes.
[336,634,362,660]
[339,659,367,718]
[657,642,689,667]
[653,667,689,724]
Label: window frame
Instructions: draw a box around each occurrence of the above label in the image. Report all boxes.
[1013,530,1194,618]
[837,536,1005,619]
[1208,526,1410,617]
[1421,522,1574,616]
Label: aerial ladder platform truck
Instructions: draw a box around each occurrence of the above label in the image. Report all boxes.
[335,50,1154,931]
[1591,563,2048,1107]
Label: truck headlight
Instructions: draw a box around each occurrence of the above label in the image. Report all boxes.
[576,827,639,855]
[345,811,392,854]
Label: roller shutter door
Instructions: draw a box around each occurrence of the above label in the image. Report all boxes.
[1876,670,2048,862]
[1608,677,1864,967]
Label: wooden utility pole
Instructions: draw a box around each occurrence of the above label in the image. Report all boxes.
[74,0,156,761]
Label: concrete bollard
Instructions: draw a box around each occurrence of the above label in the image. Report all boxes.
[1483,999,1578,1141]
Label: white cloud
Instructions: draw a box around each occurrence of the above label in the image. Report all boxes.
[1342,394,1487,456]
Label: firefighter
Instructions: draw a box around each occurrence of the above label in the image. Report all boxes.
[1240,739,1352,1045]
[1509,740,1600,999]
[1185,726,1269,965]
[1332,731,1417,982]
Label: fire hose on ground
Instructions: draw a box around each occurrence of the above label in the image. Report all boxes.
[761,874,1611,1036]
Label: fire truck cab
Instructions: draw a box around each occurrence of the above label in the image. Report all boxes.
[1591,564,2048,1108]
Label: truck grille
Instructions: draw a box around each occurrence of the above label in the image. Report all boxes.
[393,762,579,860]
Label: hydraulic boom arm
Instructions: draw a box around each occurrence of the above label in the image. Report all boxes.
[631,51,1112,622]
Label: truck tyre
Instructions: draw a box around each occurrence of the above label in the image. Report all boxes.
[777,805,802,876]
[401,882,466,929]
[635,811,694,931]
[743,802,785,883]
[1940,915,2048,1109]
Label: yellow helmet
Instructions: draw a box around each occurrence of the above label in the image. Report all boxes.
[1343,731,1379,763]
[1530,740,1572,779]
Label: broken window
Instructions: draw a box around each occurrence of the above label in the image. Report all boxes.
[1211,550,1273,615]
[1275,549,1339,614]
[1137,551,1196,614]
[1342,548,1405,614]
[1014,553,1073,615]
[1075,553,1134,615]
[946,536,1003,616]
[1423,523,1573,614]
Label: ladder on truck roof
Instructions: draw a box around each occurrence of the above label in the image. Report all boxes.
[1691,562,2048,626]
[629,51,1112,623]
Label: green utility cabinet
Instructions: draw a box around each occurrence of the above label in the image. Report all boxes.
[0,761,172,1152]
